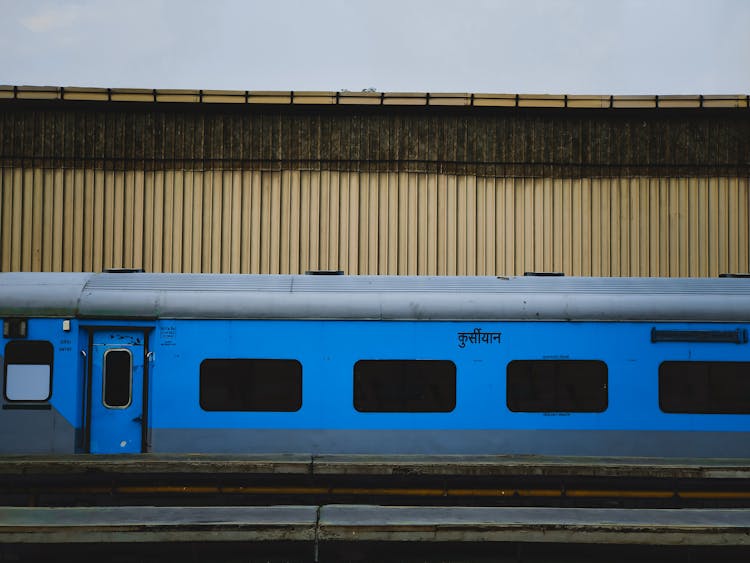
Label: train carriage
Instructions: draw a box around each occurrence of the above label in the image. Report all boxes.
[1,271,749,458]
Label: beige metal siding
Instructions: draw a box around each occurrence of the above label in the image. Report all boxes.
[1,167,748,276]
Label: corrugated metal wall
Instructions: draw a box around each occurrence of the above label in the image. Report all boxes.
[2,91,749,276]
[2,168,747,276]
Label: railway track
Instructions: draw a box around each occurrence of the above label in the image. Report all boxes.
[2,453,750,508]
[2,455,749,561]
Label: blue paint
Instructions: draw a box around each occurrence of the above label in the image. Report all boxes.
[3,315,750,455]
[89,330,144,453]
[146,319,750,433]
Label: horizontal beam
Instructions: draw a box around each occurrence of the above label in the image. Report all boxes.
[1,86,748,109]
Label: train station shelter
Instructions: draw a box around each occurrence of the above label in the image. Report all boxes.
[1,86,748,276]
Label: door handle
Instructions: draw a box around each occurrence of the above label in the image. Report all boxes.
[132,415,143,423]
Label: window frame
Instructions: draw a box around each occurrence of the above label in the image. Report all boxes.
[102,348,133,409]
[506,359,608,413]
[658,360,750,414]
[353,359,457,413]
[199,358,303,412]
[3,340,54,403]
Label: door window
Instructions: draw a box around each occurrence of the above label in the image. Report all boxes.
[103,349,132,409]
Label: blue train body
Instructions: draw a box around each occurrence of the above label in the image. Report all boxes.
[1,272,749,457]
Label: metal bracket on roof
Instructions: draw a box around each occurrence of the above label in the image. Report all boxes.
[523,272,564,277]
[103,268,145,273]
[305,270,344,275]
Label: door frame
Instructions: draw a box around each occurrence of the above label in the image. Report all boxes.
[83,326,152,453]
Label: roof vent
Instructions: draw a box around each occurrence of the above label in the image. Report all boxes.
[305,270,344,275]
[104,268,145,273]
[523,271,564,277]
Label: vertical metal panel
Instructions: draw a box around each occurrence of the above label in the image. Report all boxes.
[239,170,252,273]
[308,171,320,272]
[210,169,222,273]
[740,177,749,274]
[289,170,302,275]
[1,167,749,278]
[123,170,135,270]
[45,169,57,272]
[387,173,398,274]
[417,173,427,275]
[398,172,409,275]
[590,178,601,276]
[436,174,447,276]
[250,170,262,274]
[426,174,438,275]
[465,175,477,276]
[153,170,165,272]
[30,168,42,271]
[171,171,184,273]
[83,169,95,271]
[12,168,24,272]
[638,178,649,277]
[112,169,124,269]
[182,170,195,272]
[445,175,457,275]
[1,168,11,271]
[456,175,467,276]
[648,177,659,277]
[610,178,621,277]
[599,178,611,276]
[368,173,379,274]
[22,168,33,271]
[571,179,582,276]
[142,170,154,273]
[319,170,330,271]
[581,178,592,276]
[357,173,370,275]
[218,169,230,272]
[718,177,730,276]
[552,178,563,273]
[475,177,486,276]
[542,178,555,272]
[503,178,515,275]
[93,170,105,272]
[332,171,344,273]
[658,178,669,277]
[279,170,290,275]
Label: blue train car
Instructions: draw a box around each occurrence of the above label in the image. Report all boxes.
[1,272,749,457]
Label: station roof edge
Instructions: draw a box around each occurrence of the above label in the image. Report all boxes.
[1,86,748,109]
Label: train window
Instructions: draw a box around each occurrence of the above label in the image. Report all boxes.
[200,359,302,412]
[659,361,750,414]
[354,360,456,412]
[506,360,608,413]
[103,349,132,409]
[4,340,53,402]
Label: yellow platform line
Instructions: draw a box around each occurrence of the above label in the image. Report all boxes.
[15,485,750,501]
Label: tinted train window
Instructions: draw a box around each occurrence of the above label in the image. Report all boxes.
[659,361,750,414]
[200,359,302,412]
[354,360,456,412]
[507,360,608,412]
[103,349,132,408]
[4,340,54,402]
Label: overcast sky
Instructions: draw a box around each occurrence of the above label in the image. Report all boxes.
[1,0,748,95]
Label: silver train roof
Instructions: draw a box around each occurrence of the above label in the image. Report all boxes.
[0,272,749,322]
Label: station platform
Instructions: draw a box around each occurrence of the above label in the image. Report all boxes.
[1,453,749,480]
[2,505,750,546]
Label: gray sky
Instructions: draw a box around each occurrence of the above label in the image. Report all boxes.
[1,0,749,95]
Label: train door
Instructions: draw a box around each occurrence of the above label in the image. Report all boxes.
[87,329,148,453]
